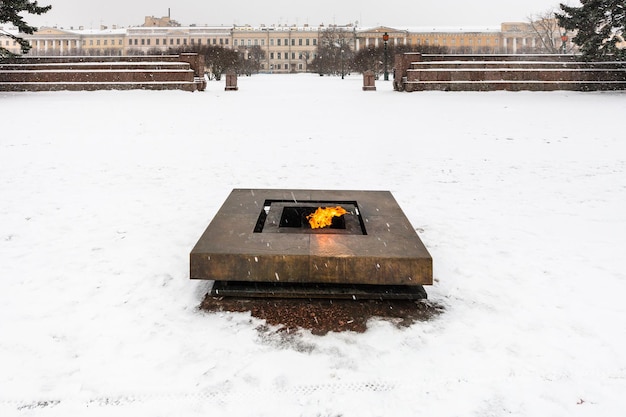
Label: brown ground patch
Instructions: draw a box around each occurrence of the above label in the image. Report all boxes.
[200,295,444,335]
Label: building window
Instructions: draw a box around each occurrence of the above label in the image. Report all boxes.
[225,39,229,45]
[104,40,108,46]
[306,39,310,46]
[291,39,295,46]
[234,39,238,46]
[261,39,265,46]
[299,38,302,46]
[277,39,281,46]
[270,52,274,59]
[270,39,274,46]
[277,52,281,59]
[147,39,151,45]
[176,39,180,45]
[156,39,160,45]
[170,39,174,45]
[141,39,144,45]
[220,38,224,45]
[183,39,187,45]
[313,39,317,46]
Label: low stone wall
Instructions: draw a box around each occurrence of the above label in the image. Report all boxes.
[0,54,206,92]
[394,53,626,92]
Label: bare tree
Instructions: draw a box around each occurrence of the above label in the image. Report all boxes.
[238,45,265,76]
[310,25,356,76]
[528,9,576,54]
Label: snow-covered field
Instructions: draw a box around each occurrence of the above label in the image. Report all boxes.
[1,74,625,416]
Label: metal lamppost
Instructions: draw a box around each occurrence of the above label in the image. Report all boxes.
[383,32,390,80]
[561,32,568,54]
[341,48,345,79]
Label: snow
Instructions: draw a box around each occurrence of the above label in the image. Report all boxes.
[1,74,626,416]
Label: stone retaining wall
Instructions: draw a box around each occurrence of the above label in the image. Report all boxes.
[0,54,206,92]
[394,53,626,92]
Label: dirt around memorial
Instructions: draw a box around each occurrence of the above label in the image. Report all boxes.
[200,295,444,335]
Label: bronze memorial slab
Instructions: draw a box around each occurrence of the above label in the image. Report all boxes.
[190,189,432,299]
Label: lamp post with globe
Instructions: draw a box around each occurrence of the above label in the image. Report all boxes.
[383,32,390,81]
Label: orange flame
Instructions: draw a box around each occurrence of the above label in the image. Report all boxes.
[306,206,348,229]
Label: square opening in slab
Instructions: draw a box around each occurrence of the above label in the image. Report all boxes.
[254,199,366,235]
[279,206,346,229]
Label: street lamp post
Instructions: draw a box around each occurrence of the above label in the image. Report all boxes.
[341,48,344,79]
[383,32,390,81]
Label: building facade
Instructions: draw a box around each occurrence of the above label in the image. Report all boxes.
[2,17,574,67]
[125,26,231,55]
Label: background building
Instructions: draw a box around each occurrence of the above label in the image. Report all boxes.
[1,15,575,65]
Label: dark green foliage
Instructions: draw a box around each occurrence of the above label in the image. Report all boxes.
[0,0,51,56]
[557,0,626,61]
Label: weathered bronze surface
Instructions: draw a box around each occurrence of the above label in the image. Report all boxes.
[190,189,432,286]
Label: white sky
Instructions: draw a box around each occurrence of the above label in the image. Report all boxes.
[23,0,577,30]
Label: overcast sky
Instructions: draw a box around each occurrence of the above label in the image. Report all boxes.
[25,0,577,29]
